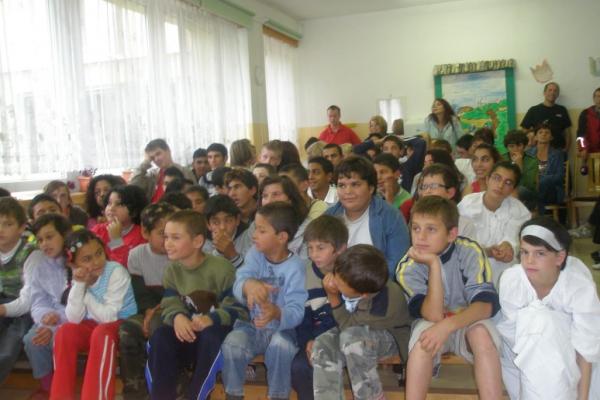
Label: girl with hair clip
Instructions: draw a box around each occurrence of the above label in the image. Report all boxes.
[50,229,137,400]
[497,217,600,400]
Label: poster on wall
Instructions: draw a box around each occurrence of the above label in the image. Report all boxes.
[434,60,516,153]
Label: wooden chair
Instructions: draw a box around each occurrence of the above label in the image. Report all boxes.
[545,160,569,223]
[568,153,600,227]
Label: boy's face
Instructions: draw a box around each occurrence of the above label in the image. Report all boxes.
[418,174,455,201]
[322,148,342,167]
[164,221,204,262]
[253,167,270,186]
[486,167,516,203]
[207,151,226,170]
[410,213,457,255]
[308,163,331,192]
[143,218,168,255]
[252,213,286,254]
[519,241,565,290]
[507,143,525,157]
[228,179,256,210]
[333,273,363,299]
[193,156,209,177]
[208,211,240,239]
[337,173,373,216]
[105,192,132,226]
[0,215,25,251]
[147,148,172,169]
[374,164,399,192]
[32,200,62,221]
[455,146,470,159]
[259,148,281,167]
[36,223,65,258]
[307,240,344,272]
[51,186,71,211]
[163,175,176,192]
[185,192,206,213]
[382,141,402,159]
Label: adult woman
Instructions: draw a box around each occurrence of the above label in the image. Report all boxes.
[423,98,464,148]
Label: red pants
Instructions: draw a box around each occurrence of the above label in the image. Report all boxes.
[50,320,122,400]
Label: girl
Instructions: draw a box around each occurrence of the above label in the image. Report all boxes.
[23,214,72,396]
[463,143,500,196]
[423,98,464,148]
[85,175,126,229]
[91,185,147,268]
[497,217,600,400]
[50,230,137,400]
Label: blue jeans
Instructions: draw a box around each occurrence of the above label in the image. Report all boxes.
[221,320,298,398]
[0,313,33,384]
[23,324,54,378]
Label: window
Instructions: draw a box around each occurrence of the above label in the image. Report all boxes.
[0,0,251,180]
[378,97,406,132]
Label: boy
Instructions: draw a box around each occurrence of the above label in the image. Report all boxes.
[191,148,209,183]
[162,166,186,192]
[119,202,176,397]
[381,135,406,161]
[0,197,43,383]
[224,168,258,224]
[27,194,62,223]
[503,130,538,210]
[146,210,246,400]
[203,195,248,269]
[307,156,338,206]
[221,202,308,400]
[258,140,283,169]
[252,163,276,186]
[373,153,412,221]
[312,244,412,400]
[44,180,89,226]
[322,143,343,169]
[279,163,328,220]
[199,143,228,194]
[397,196,503,400]
[292,215,347,400]
[184,185,209,213]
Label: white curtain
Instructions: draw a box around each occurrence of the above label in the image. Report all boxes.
[263,34,297,143]
[0,0,251,178]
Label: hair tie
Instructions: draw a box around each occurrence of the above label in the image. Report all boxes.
[521,225,563,251]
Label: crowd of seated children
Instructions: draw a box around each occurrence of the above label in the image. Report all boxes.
[222,202,307,400]
[118,202,176,397]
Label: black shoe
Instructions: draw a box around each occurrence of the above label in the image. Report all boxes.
[591,251,600,264]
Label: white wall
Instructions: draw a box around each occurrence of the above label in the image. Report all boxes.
[296,0,600,131]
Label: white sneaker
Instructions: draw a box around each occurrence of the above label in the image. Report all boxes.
[569,224,593,238]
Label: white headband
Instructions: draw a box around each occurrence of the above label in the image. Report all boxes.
[521,225,563,251]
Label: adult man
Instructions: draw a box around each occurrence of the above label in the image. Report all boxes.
[131,138,195,202]
[199,142,228,195]
[521,82,572,151]
[318,105,361,145]
[576,87,600,162]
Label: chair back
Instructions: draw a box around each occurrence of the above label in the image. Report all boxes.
[586,153,600,194]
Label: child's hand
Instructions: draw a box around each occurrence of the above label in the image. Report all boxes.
[407,247,439,266]
[174,314,196,343]
[243,279,275,309]
[305,340,314,366]
[509,151,524,167]
[212,231,236,259]
[107,218,123,241]
[41,312,60,326]
[191,315,214,332]
[489,242,514,263]
[322,273,339,296]
[142,306,160,337]
[32,326,53,346]
[418,319,452,355]
[72,267,91,284]
[253,302,280,328]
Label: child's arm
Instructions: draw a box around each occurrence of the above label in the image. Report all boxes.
[577,352,591,400]
[206,261,248,328]
[29,262,63,325]
[277,260,308,331]
[160,266,189,324]
[408,247,445,322]
[233,246,269,307]
[85,265,134,323]
[2,250,43,318]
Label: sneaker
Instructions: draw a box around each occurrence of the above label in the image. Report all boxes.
[569,223,593,238]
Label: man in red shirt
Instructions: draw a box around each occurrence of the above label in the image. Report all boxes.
[318,105,361,145]
[577,87,600,161]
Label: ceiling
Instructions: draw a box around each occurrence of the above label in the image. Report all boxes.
[255,0,463,21]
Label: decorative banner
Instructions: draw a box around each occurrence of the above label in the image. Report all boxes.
[530,59,554,83]
[433,59,516,76]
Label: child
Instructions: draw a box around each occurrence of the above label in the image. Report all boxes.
[28,194,62,222]
[503,130,538,210]
[279,163,328,220]
[307,156,338,206]
[44,180,89,226]
[373,153,413,221]
[85,174,126,229]
[184,185,209,214]
[497,217,600,399]
[312,244,411,400]
[397,196,503,400]
[203,194,248,269]
[258,140,283,169]
[191,148,209,183]
[381,135,406,161]
[462,144,500,196]
[23,214,72,395]
[221,202,308,400]
[292,215,347,400]
[199,143,228,195]
[118,202,176,397]
[224,168,258,224]
[91,184,148,268]
[146,210,246,400]
[252,163,276,186]
[322,143,343,169]
[0,197,42,384]
[50,229,137,399]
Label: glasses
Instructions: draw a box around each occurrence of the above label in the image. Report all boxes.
[418,183,448,191]
[490,173,514,188]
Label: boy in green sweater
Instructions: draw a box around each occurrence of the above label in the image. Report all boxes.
[146,210,247,400]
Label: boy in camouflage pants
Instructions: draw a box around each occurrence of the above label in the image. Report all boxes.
[312,245,411,400]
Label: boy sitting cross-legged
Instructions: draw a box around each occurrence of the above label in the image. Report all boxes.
[397,196,503,400]
[291,215,348,400]
[311,244,412,400]
[221,202,308,400]
[146,210,247,400]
